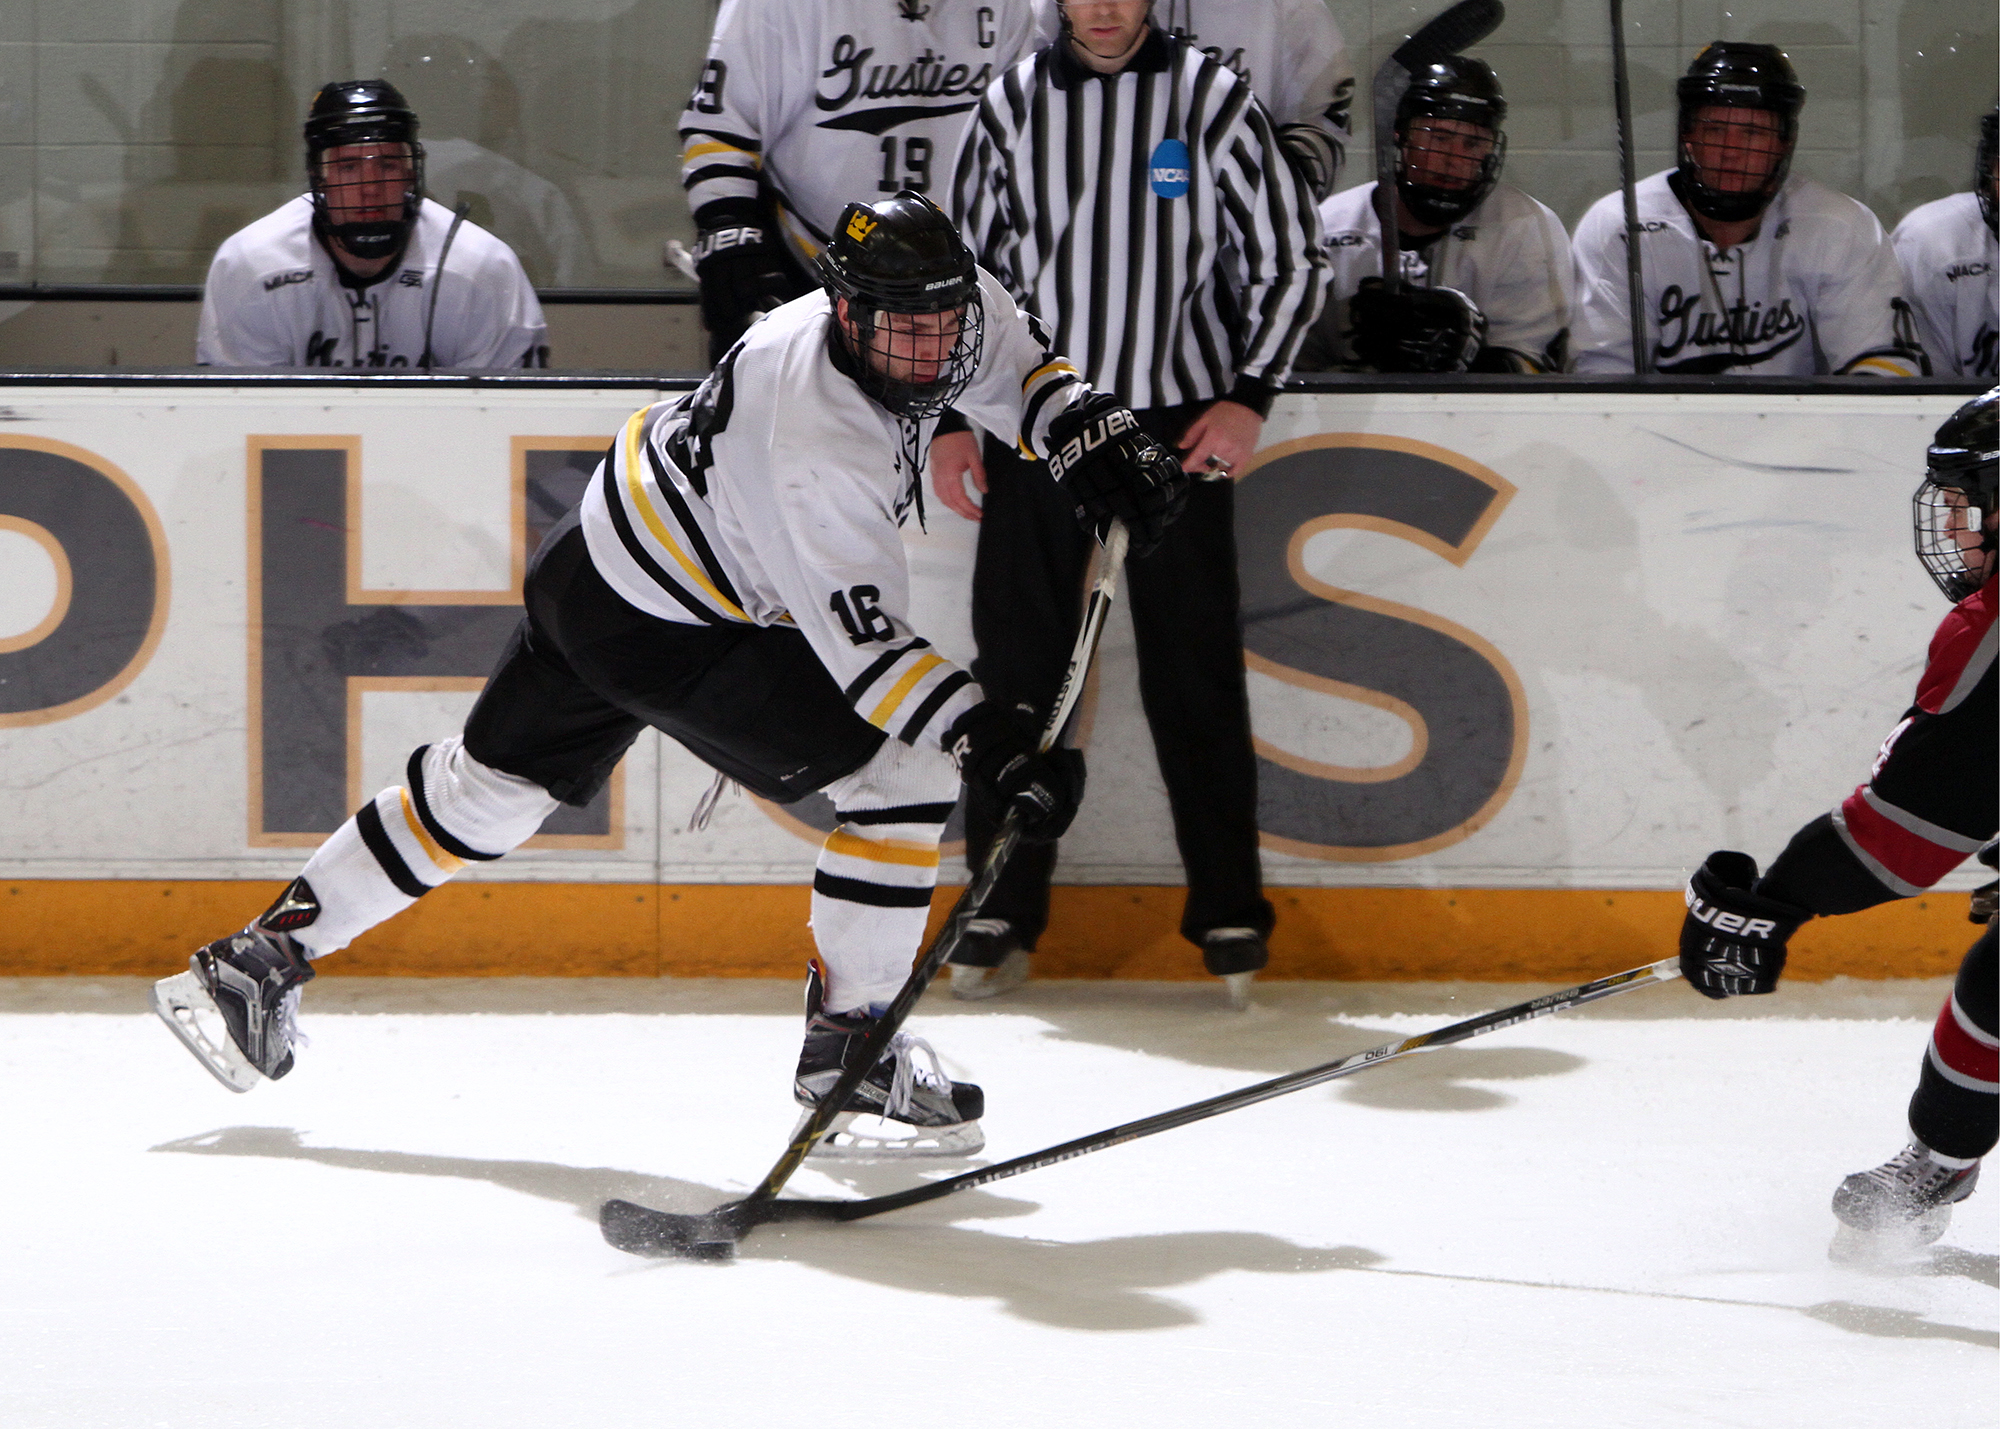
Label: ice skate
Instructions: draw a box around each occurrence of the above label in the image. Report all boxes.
[1203,928,1268,1010]
[793,970,984,1158]
[948,918,1030,1001]
[151,923,315,1093]
[1828,1141,1980,1262]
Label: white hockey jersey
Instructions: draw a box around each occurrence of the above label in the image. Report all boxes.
[198,196,548,369]
[1031,0,1354,196]
[578,270,1092,754]
[679,0,1042,263]
[1892,192,1999,378]
[1299,180,1572,371]
[1572,171,1923,376]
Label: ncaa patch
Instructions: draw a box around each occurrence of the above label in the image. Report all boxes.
[1149,138,1190,199]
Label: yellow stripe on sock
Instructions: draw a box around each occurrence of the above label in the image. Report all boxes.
[397,788,466,877]
[822,830,941,868]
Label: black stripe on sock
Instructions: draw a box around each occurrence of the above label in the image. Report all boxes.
[899,669,973,745]
[835,802,957,826]
[811,871,936,908]
[403,746,505,862]
[355,798,433,900]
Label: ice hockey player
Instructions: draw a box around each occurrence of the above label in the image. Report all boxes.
[198,80,548,369]
[155,192,1189,1159]
[677,0,1042,365]
[1891,105,1999,379]
[1572,42,1924,376]
[1677,389,1997,1258]
[1295,56,1572,374]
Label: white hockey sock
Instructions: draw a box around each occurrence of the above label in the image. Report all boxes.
[812,739,961,1014]
[284,737,559,958]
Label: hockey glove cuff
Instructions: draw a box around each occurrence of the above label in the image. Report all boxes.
[1044,394,1191,556]
[693,215,806,364]
[1349,278,1488,374]
[945,700,1085,845]
[1679,851,1811,999]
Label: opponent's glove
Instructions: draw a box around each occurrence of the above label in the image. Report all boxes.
[692,205,807,365]
[1348,278,1488,374]
[1678,851,1811,999]
[944,700,1086,844]
[1044,393,1191,555]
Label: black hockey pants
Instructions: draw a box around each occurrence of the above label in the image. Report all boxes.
[1909,924,1997,1161]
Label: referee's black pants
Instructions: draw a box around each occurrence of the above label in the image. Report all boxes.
[964,401,1273,951]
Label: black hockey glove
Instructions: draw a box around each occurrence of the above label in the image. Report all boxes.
[1678,851,1812,1000]
[1348,277,1488,374]
[945,700,1086,845]
[1044,393,1191,556]
[692,206,808,365]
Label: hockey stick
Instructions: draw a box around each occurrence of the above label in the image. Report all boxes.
[1607,0,1651,374]
[1374,0,1506,292]
[603,955,1683,1258]
[601,523,1132,1259]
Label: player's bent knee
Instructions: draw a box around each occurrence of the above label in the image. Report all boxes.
[822,736,960,822]
[409,736,562,859]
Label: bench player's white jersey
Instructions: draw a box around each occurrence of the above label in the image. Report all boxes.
[198,196,548,369]
[680,0,1042,262]
[1572,171,1924,376]
[579,269,1093,753]
[1031,0,1354,196]
[1300,180,1572,371]
[1892,192,1999,378]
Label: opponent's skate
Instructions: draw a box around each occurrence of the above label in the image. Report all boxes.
[152,923,316,1093]
[948,917,1030,1001]
[1828,1141,1981,1261]
[793,970,984,1158]
[1203,928,1268,1010]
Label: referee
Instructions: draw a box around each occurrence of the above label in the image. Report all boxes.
[938,0,1326,1003]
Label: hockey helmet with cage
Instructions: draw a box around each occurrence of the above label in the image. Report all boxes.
[1977,105,1998,239]
[1394,58,1508,227]
[305,79,424,262]
[1674,42,1805,224]
[818,191,985,421]
[1914,389,1999,603]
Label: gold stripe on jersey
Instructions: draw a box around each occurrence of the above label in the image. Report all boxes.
[822,830,943,869]
[682,140,759,165]
[1023,359,1079,388]
[619,408,750,622]
[866,651,947,727]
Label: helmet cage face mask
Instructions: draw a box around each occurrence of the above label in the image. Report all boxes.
[305,83,424,262]
[1673,44,1804,224]
[1393,60,1507,227]
[1978,109,1998,239]
[1913,395,1999,602]
[836,297,986,421]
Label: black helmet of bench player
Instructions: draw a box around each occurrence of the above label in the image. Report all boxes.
[1674,42,1805,224]
[818,190,984,421]
[305,79,424,262]
[1394,57,1508,227]
[1978,105,1998,238]
[1914,388,1999,602]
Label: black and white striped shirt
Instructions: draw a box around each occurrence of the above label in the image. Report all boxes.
[949,30,1326,412]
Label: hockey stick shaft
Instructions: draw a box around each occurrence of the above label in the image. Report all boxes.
[1372,0,1506,291]
[741,522,1132,1207]
[768,956,1682,1227]
[1608,0,1651,374]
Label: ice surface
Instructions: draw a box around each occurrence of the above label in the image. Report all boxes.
[0,978,1990,1429]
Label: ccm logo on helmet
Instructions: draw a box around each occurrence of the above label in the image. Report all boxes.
[1683,892,1779,939]
[1044,408,1138,482]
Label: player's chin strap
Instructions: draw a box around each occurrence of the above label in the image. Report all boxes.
[418,200,472,371]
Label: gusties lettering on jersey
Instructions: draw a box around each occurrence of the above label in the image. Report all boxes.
[817,36,996,112]
[1654,284,1806,365]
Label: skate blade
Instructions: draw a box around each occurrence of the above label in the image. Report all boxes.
[151,968,260,1093]
[950,948,1030,1002]
[1222,971,1256,1011]
[795,1108,985,1160]
[1827,1209,1951,1265]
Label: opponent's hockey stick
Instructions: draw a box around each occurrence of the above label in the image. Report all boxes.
[601,523,1132,1258]
[1607,0,1651,374]
[1374,0,1506,292]
[603,955,1683,1258]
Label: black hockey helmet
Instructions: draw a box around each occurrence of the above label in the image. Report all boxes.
[1393,57,1508,226]
[1977,105,1998,238]
[1674,43,1805,224]
[1914,388,1999,602]
[304,79,424,262]
[818,190,984,420]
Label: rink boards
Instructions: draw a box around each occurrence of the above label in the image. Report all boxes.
[0,380,1985,977]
